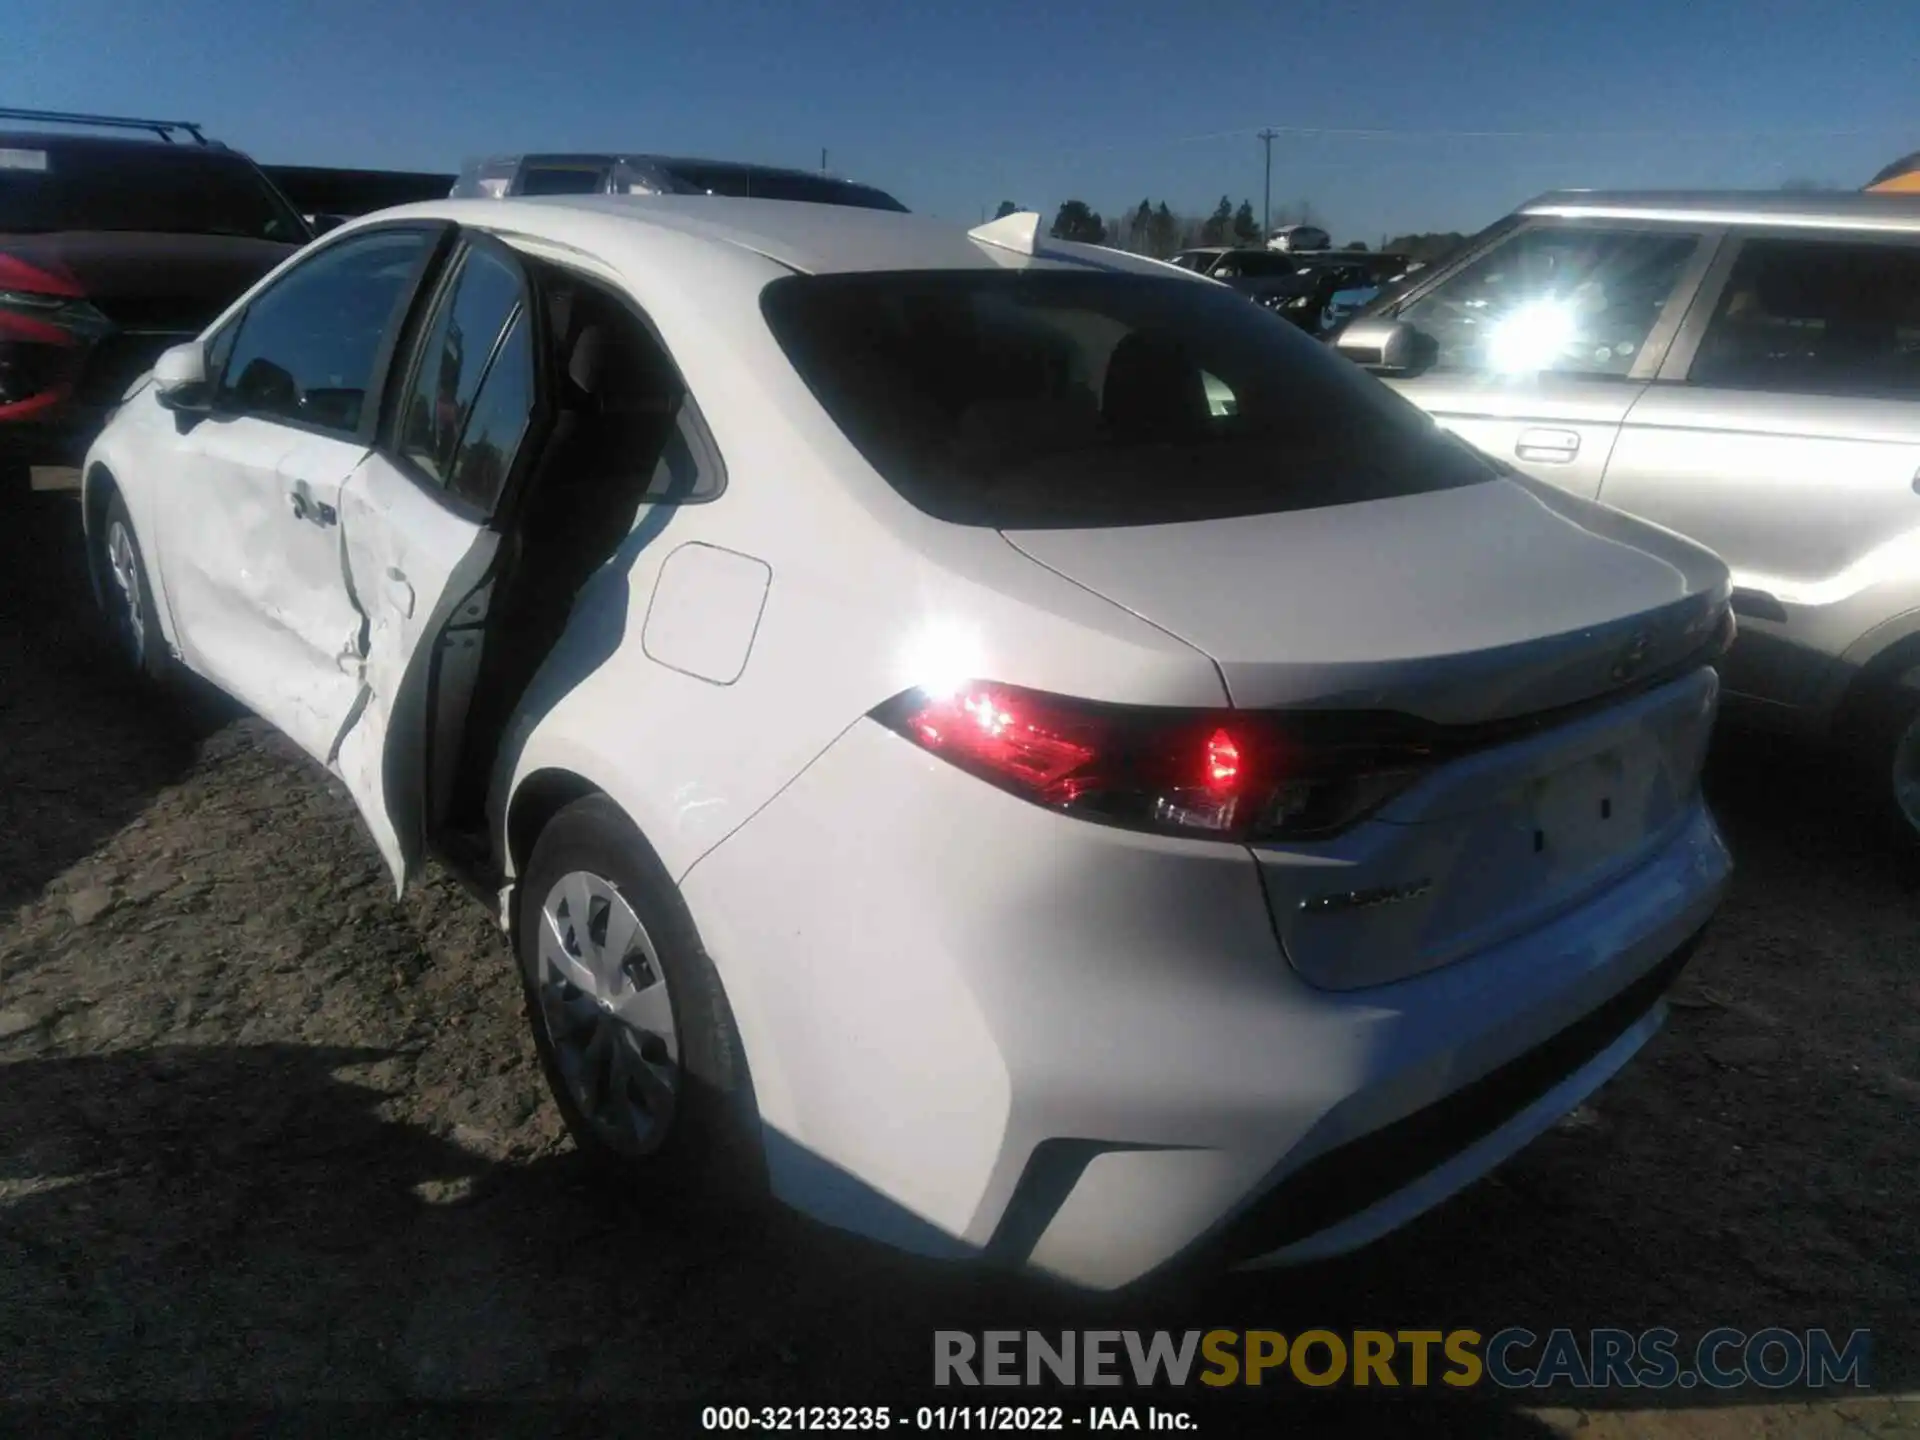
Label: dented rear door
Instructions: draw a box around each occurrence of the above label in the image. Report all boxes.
[329,235,542,891]
[331,452,498,889]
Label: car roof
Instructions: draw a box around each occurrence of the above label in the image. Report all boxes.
[372,194,1215,280]
[1519,188,1920,234]
[0,131,250,161]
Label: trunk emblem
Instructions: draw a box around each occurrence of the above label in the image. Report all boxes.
[1611,631,1652,682]
[1300,880,1433,915]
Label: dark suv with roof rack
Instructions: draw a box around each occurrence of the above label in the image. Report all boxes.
[0,108,309,472]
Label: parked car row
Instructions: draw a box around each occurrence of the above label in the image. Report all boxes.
[0,111,909,474]
[77,191,1730,1290]
[1333,188,1920,839]
[16,104,1898,1295]
[0,109,311,467]
[1168,244,1419,338]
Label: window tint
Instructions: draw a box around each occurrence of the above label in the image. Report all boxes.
[0,141,307,242]
[1398,227,1699,377]
[217,229,431,435]
[761,270,1496,530]
[1215,252,1295,278]
[205,317,241,386]
[446,312,535,512]
[660,162,908,211]
[1689,238,1920,398]
[520,165,607,197]
[541,276,724,507]
[398,248,526,485]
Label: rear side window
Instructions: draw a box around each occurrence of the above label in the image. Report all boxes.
[396,246,535,513]
[398,248,525,483]
[1688,238,1920,398]
[1397,226,1701,377]
[447,312,535,512]
[761,269,1496,529]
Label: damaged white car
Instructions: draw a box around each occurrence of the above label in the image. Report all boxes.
[81,196,1732,1290]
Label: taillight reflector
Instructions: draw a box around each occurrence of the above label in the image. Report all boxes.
[872,681,1431,843]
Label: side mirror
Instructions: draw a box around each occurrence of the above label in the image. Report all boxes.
[152,341,211,412]
[1335,318,1434,374]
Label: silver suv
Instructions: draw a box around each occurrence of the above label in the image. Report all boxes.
[1337,190,1920,835]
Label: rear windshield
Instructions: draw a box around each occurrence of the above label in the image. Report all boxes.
[0,143,308,242]
[761,269,1496,528]
[520,164,609,196]
[663,163,908,212]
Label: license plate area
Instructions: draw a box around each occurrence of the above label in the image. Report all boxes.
[1520,743,1648,874]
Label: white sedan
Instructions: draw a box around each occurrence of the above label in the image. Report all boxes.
[80,196,1733,1289]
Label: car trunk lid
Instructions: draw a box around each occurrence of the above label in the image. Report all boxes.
[1001,475,1729,726]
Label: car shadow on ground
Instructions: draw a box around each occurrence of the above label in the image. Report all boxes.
[0,1042,1568,1434]
[0,487,238,922]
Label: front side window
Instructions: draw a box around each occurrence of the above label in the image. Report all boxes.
[217,228,432,435]
[1688,237,1920,398]
[761,269,1496,530]
[397,247,526,486]
[1397,226,1701,378]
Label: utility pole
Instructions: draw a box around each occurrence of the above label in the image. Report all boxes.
[820,148,828,174]
[1258,128,1279,241]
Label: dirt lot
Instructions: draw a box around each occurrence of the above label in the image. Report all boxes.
[1,480,1914,1435]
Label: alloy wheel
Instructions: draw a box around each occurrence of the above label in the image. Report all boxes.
[534,869,680,1155]
[105,519,146,667]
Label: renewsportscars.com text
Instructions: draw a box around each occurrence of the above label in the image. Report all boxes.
[933,1328,1872,1391]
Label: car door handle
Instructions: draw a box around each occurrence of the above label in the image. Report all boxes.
[288,484,337,527]
[1515,427,1581,463]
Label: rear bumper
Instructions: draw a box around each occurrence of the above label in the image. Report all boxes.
[681,720,1731,1290]
[1215,922,1705,1271]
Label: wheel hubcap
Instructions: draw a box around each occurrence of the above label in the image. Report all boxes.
[534,871,679,1155]
[1892,715,1920,834]
[105,520,145,665]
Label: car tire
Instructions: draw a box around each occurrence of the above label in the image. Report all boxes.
[515,793,766,1211]
[1844,679,1920,848]
[96,491,174,685]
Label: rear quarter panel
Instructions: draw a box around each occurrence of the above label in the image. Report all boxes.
[491,218,1226,888]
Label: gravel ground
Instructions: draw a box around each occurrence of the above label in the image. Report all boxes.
[1,480,1914,1435]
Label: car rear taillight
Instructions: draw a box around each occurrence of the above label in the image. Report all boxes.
[871,682,1434,843]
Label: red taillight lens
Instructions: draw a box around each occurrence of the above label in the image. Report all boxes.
[872,681,1432,843]
[1204,728,1240,790]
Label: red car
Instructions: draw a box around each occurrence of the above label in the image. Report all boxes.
[0,109,309,471]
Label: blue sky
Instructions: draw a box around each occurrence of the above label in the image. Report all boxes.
[8,0,1916,240]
